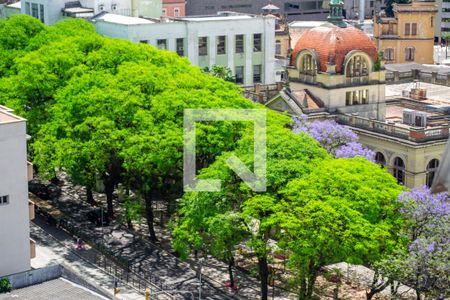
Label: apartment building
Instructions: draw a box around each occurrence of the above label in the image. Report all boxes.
[374,0,438,64]
[0,106,34,277]
[93,12,278,85]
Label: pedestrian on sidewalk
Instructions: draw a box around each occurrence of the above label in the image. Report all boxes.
[76,238,85,251]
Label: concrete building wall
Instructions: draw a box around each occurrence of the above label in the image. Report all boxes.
[94,15,277,85]
[343,0,384,20]
[0,111,30,277]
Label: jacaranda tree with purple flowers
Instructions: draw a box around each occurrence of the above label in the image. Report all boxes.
[293,116,375,162]
[377,186,450,299]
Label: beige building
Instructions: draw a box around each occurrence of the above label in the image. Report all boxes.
[374,0,438,65]
[267,0,449,189]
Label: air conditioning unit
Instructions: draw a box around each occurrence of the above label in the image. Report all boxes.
[403,109,414,125]
[403,109,427,127]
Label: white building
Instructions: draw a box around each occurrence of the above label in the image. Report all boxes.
[93,12,277,86]
[0,106,34,277]
[20,0,162,25]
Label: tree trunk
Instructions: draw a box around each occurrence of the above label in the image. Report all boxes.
[258,257,269,300]
[144,192,157,242]
[86,186,95,205]
[228,256,235,288]
[104,179,114,218]
[416,290,421,300]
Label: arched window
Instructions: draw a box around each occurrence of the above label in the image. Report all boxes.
[346,55,369,77]
[426,159,439,188]
[299,53,317,76]
[405,47,415,61]
[393,157,405,185]
[375,152,386,166]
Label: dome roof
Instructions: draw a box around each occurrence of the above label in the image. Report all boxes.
[290,24,377,74]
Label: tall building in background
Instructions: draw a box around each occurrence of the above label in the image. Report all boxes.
[186,0,330,21]
[0,106,34,277]
[374,0,438,65]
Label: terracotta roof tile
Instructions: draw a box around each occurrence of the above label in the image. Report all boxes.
[291,24,377,74]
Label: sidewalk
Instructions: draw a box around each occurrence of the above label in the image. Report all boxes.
[38,176,296,299]
[31,217,150,300]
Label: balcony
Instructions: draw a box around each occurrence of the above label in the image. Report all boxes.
[297,73,316,84]
[27,161,33,181]
[29,200,35,220]
[336,114,450,142]
[30,239,36,259]
[345,76,370,86]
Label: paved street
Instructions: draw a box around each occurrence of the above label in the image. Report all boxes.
[31,216,150,300]
[35,177,295,299]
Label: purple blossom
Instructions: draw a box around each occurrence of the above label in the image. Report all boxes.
[335,142,376,162]
[292,116,374,162]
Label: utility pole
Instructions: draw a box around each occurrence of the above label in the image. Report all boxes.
[198,258,204,300]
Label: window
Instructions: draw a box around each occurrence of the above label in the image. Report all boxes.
[405,47,415,61]
[375,152,386,166]
[253,65,262,83]
[39,4,44,22]
[217,36,226,55]
[235,66,244,84]
[411,23,417,35]
[345,90,369,105]
[383,48,394,61]
[299,53,317,75]
[0,195,9,205]
[275,40,281,56]
[426,159,439,188]
[405,23,410,35]
[162,8,167,16]
[346,55,369,77]
[393,157,405,185]
[235,35,244,53]
[176,38,184,56]
[174,7,180,17]
[198,37,208,56]
[25,2,30,14]
[157,39,167,50]
[253,33,262,52]
[431,16,434,27]
[31,3,38,18]
[139,40,148,44]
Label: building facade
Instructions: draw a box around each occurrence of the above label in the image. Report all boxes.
[374,0,438,65]
[19,0,162,24]
[93,12,277,86]
[162,0,185,17]
[0,105,34,277]
[267,0,448,189]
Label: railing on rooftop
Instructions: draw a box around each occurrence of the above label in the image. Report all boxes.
[336,114,450,143]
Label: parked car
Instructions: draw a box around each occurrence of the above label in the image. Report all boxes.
[86,208,110,226]
[28,179,61,200]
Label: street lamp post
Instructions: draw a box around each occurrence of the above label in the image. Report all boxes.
[198,258,204,300]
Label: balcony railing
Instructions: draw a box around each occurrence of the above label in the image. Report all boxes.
[27,161,33,181]
[336,114,449,142]
[298,73,316,84]
[345,76,370,85]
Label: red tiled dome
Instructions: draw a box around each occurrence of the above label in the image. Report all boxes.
[290,24,377,74]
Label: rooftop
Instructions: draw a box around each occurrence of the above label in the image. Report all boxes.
[0,278,107,300]
[0,106,24,125]
[178,14,254,22]
[95,13,154,25]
